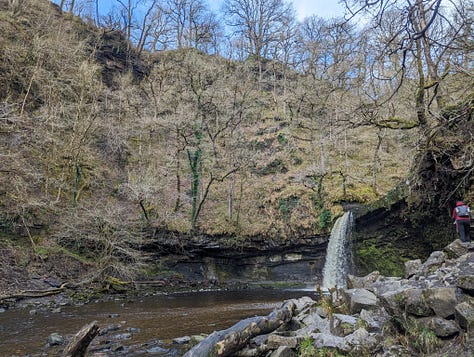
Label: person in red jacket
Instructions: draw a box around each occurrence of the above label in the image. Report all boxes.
[452,201,471,242]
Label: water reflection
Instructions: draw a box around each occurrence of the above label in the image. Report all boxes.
[0,288,315,355]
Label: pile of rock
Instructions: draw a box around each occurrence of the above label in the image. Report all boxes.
[184,240,474,356]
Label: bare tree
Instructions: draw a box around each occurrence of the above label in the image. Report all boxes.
[344,0,472,130]
[163,0,217,50]
[223,0,295,83]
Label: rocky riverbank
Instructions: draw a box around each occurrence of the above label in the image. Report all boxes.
[180,239,474,356]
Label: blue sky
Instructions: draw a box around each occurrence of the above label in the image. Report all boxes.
[54,0,345,21]
[207,0,345,20]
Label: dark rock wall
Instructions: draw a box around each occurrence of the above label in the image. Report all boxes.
[145,231,329,285]
[352,199,454,276]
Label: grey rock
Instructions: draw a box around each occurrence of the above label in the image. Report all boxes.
[343,288,378,314]
[455,301,474,330]
[292,296,317,314]
[405,259,422,278]
[147,346,169,353]
[422,251,446,272]
[403,288,433,317]
[331,314,358,336]
[371,277,406,296]
[111,332,132,340]
[311,332,349,352]
[423,287,457,318]
[173,336,191,344]
[417,316,460,337]
[457,275,474,295]
[299,313,330,334]
[347,271,381,289]
[344,327,378,351]
[359,308,390,333]
[444,240,472,259]
[48,332,64,346]
[379,290,403,315]
[99,324,122,335]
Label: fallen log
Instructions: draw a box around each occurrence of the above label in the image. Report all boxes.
[61,321,100,357]
[183,299,296,357]
[0,284,67,302]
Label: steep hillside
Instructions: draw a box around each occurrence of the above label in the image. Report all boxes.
[1,0,471,287]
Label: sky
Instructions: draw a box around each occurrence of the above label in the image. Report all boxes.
[206,0,345,21]
[53,0,345,22]
[290,0,345,20]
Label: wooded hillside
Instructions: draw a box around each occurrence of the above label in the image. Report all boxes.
[0,0,472,282]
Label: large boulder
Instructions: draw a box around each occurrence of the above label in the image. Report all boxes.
[311,332,349,352]
[421,251,446,273]
[378,290,404,316]
[423,287,457,318]
[457,275,474,296]
[455,300,474,330]
[292,296,317,314]
[359,308,390,333]
[417,316,460,337]
[344,328,379,354]
[331,314,358,336]
[403,288,433,317]
[343,288,378,314]
[444,240,474,259]
[371,277,407,296]
[298,312,330,334]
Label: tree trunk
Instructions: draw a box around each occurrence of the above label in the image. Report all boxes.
[61,321,99,357]
[183,300,295,357]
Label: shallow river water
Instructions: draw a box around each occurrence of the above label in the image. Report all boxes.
[0,288,316,356]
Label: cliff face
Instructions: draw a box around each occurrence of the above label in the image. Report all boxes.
[352,199,454,277]
[143,231,329,286]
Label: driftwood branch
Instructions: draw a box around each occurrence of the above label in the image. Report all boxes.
[61,321,100,357]
[183,300,296,357]
[0,284,67,302]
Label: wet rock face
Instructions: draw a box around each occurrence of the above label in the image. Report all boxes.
[352,199,454,277]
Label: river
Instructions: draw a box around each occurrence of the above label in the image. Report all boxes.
[0,288,315,356]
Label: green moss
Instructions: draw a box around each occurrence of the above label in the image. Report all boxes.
[356,243,406,277]
[319,209,332,229]
[277,132,288,145]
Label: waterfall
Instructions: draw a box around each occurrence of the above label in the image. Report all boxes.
[322,211,354,289]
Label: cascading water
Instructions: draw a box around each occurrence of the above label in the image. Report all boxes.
[322,211,354,289]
